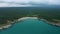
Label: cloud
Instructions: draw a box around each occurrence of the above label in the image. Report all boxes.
[0,0,60,7]
[0,3,32,7]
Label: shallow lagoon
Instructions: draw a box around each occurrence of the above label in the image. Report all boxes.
[0,19,60,34]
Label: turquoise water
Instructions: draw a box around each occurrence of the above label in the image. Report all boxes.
[0,19,60,34]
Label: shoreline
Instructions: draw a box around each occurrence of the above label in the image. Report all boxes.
[40,19,60,27]
[0,17,38,30]
[0,17,60,30]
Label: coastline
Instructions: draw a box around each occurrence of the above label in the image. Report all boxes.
[40,19,60,27]
[0,17,60,30]
[0,17,38,30]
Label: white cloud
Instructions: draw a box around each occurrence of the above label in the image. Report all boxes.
[0,3,32,7]
[0,0,60,7]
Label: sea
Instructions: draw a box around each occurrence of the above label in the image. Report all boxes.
[0,18,60,34]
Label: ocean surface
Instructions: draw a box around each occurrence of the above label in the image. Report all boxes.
[0,19,60,34]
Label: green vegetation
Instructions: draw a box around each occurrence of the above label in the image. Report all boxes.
[0,7,60,25]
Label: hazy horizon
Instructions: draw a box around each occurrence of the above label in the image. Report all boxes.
[0,0,60,7]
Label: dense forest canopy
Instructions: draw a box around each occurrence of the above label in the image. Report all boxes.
[0,7,60,25]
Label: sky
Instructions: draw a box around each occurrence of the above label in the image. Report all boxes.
[0,0,60,7]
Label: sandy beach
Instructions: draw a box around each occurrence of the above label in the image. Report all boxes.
[0,17,60,30]
[0,17,38,30]
[18,17,38,21]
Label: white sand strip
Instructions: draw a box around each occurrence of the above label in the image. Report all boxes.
[18,17,38,21]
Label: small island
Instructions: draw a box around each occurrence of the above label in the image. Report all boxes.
[0,7,60,30]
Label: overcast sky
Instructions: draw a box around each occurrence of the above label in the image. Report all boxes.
[0,0,60,7]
